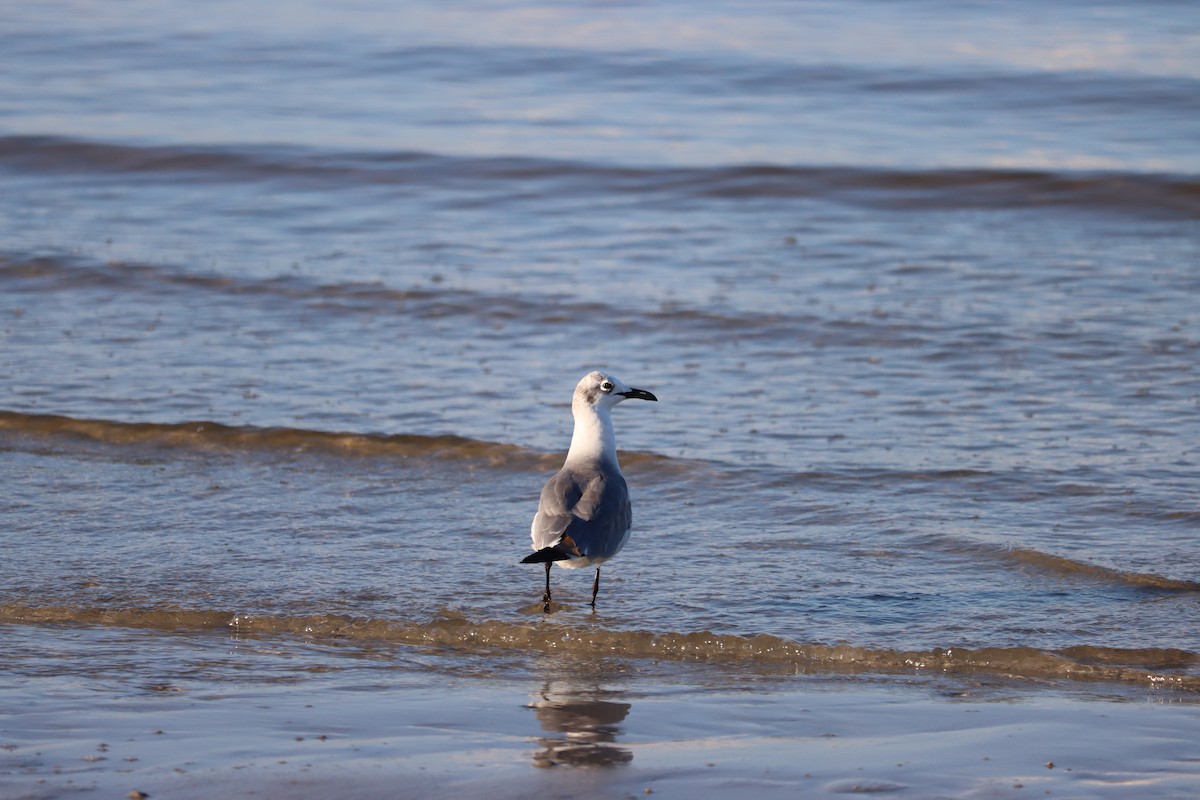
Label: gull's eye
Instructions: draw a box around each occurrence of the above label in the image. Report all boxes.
[600,380,614,393]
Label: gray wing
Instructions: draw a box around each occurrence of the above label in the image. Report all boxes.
[530,466,632,560]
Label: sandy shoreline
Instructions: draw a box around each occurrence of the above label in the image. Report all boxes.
[4,647,1198,800]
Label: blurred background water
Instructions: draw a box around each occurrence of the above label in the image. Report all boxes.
[1,0,1198,691]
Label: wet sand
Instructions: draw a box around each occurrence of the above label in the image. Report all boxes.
[4,645,1197,800]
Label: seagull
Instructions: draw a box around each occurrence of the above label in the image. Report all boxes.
[521,371,657,612]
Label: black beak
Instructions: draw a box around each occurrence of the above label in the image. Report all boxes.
[619,387,658,402]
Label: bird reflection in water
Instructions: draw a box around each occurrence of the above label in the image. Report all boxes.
[526,684,633,768]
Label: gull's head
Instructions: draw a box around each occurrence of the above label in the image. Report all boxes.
[573,371,658,411]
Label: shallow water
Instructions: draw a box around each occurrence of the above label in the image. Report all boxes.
[2,0,1199,711]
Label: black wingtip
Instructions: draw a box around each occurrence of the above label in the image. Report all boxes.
[521,547,574,564]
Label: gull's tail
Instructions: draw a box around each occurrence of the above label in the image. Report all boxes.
[520,546,574,564]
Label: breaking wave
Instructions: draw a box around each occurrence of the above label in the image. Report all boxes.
[3,603,1196,691]
[0,410,555,467]
[0,409,673,471]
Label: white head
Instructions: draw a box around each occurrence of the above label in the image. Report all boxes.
[564,371,657,466]
[572,371,658,411]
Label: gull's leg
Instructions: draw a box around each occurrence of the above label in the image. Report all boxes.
[542,561,552,613]
[590,567,601,610]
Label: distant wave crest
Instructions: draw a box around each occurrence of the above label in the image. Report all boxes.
[0,251,931,350]
[2,134,1196,218]
[1002,546,1200,592]
[934,537,1200,593]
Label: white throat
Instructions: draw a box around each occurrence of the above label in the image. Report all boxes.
[564,400,619,467]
